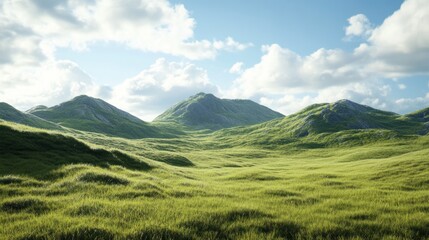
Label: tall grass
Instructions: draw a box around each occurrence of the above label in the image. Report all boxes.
[0,121,428,239]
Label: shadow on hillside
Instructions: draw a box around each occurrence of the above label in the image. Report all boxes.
[142,152,194,167]
[0,125,151,179]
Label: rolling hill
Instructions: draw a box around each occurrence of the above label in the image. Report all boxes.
[214,99,429,146]
[0,122,151,177]
[154,92,284,130]
[0,102,61,130]
[405,107,429,122]
[28,95,165,138]
[1,97,429,239]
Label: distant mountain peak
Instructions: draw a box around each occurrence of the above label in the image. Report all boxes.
[155,93,284,130]
[26,105,48,113]
[190,92,217,100]
[64,95,104,107]
[29,95,164,138]
[331,99,373,113]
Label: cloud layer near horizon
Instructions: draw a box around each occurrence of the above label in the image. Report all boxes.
[0,0,428,121]
[227,0,429,115]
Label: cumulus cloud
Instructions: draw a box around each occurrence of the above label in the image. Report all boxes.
[229,62,244,74]
[395,93,429,113]
[227,0,429,115]
[0,60,99,109]
[228,44,371,98]
[0,0,249,114]
[253,81,392,116]
[360,0,429,77]
[345,14,373,39]
[110,58,218,120]
[0,0,250,60]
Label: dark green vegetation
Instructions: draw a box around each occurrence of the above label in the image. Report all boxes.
[154,92,284,130]
[0,97,429,239]
[0,102,61,130]
[28,95,171,138]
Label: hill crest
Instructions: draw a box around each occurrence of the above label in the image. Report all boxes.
[29,95,163,138]
[154,92,284,130]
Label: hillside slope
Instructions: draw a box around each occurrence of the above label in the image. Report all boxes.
[0,122,150,177]
[0,102,61,130]
[214,99,428,146]
[405,107,429,122]
[28,95,165,138]
[154,92,284,130]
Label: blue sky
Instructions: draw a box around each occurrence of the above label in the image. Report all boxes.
[1,0,428,120]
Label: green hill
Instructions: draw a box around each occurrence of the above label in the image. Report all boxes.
[0,122,150,178]
[1,99,429,239]
[0,102,61,130]
[214,99,428,146]
[28,95,166,138]
[154,92,284,130]
[405,107,429,122]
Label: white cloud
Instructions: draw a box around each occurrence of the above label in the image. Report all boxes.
[363,0,429,77]
[0,60,99,110]
[227,0,429,115]
[0,0,248,115]
[110,58,218,120]
[228,44,370,98]
[345,14,372,39]
[395,94,429,113]
[252,81,392,116]
[398,84,407,90]
[0,0,250,60]
[229,62,244,74]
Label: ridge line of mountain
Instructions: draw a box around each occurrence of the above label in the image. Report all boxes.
[1,93,429,140]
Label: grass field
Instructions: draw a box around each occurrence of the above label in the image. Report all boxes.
[0,121,428,239]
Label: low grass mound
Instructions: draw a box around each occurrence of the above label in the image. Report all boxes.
[145,152,194,167]
[0,123,151,178]
[1,197,48,214]
[57,227,114,240]
[69,205,102,217]
[130,228,192,240]
[0,175,25,185]
[76,172,130,185]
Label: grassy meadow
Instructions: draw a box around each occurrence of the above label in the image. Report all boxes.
[0,121,428,239]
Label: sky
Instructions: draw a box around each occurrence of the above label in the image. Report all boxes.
[1,0,429,121]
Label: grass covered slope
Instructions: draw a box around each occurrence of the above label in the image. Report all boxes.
[0,102,62,130]
[0,122,150,178]
[154,92,284,130]
[0,124,428,239]
[406,106,429,122]
[214,99,429,146]
[28,95,167,138]
[1,99,429,239]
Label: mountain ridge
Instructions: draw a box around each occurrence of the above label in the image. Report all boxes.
[0,102,62,130]
[28,95,164,138]
[154,92,284,130]
[214,99,429,146]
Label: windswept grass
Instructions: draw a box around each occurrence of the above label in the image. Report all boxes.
[0,121,428,239]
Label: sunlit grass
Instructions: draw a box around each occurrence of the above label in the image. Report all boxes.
[0,121,428,239]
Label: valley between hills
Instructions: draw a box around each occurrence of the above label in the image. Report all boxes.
[0,93,428,239]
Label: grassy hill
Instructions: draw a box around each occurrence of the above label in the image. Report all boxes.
[154,92,284,130]
[213,99,429,147]
[1,99,429,239]
[0,122,151,178]
[28,95,170,139]
[0,120,428,239]
[405,107,429,122]
[0,102,62,130]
